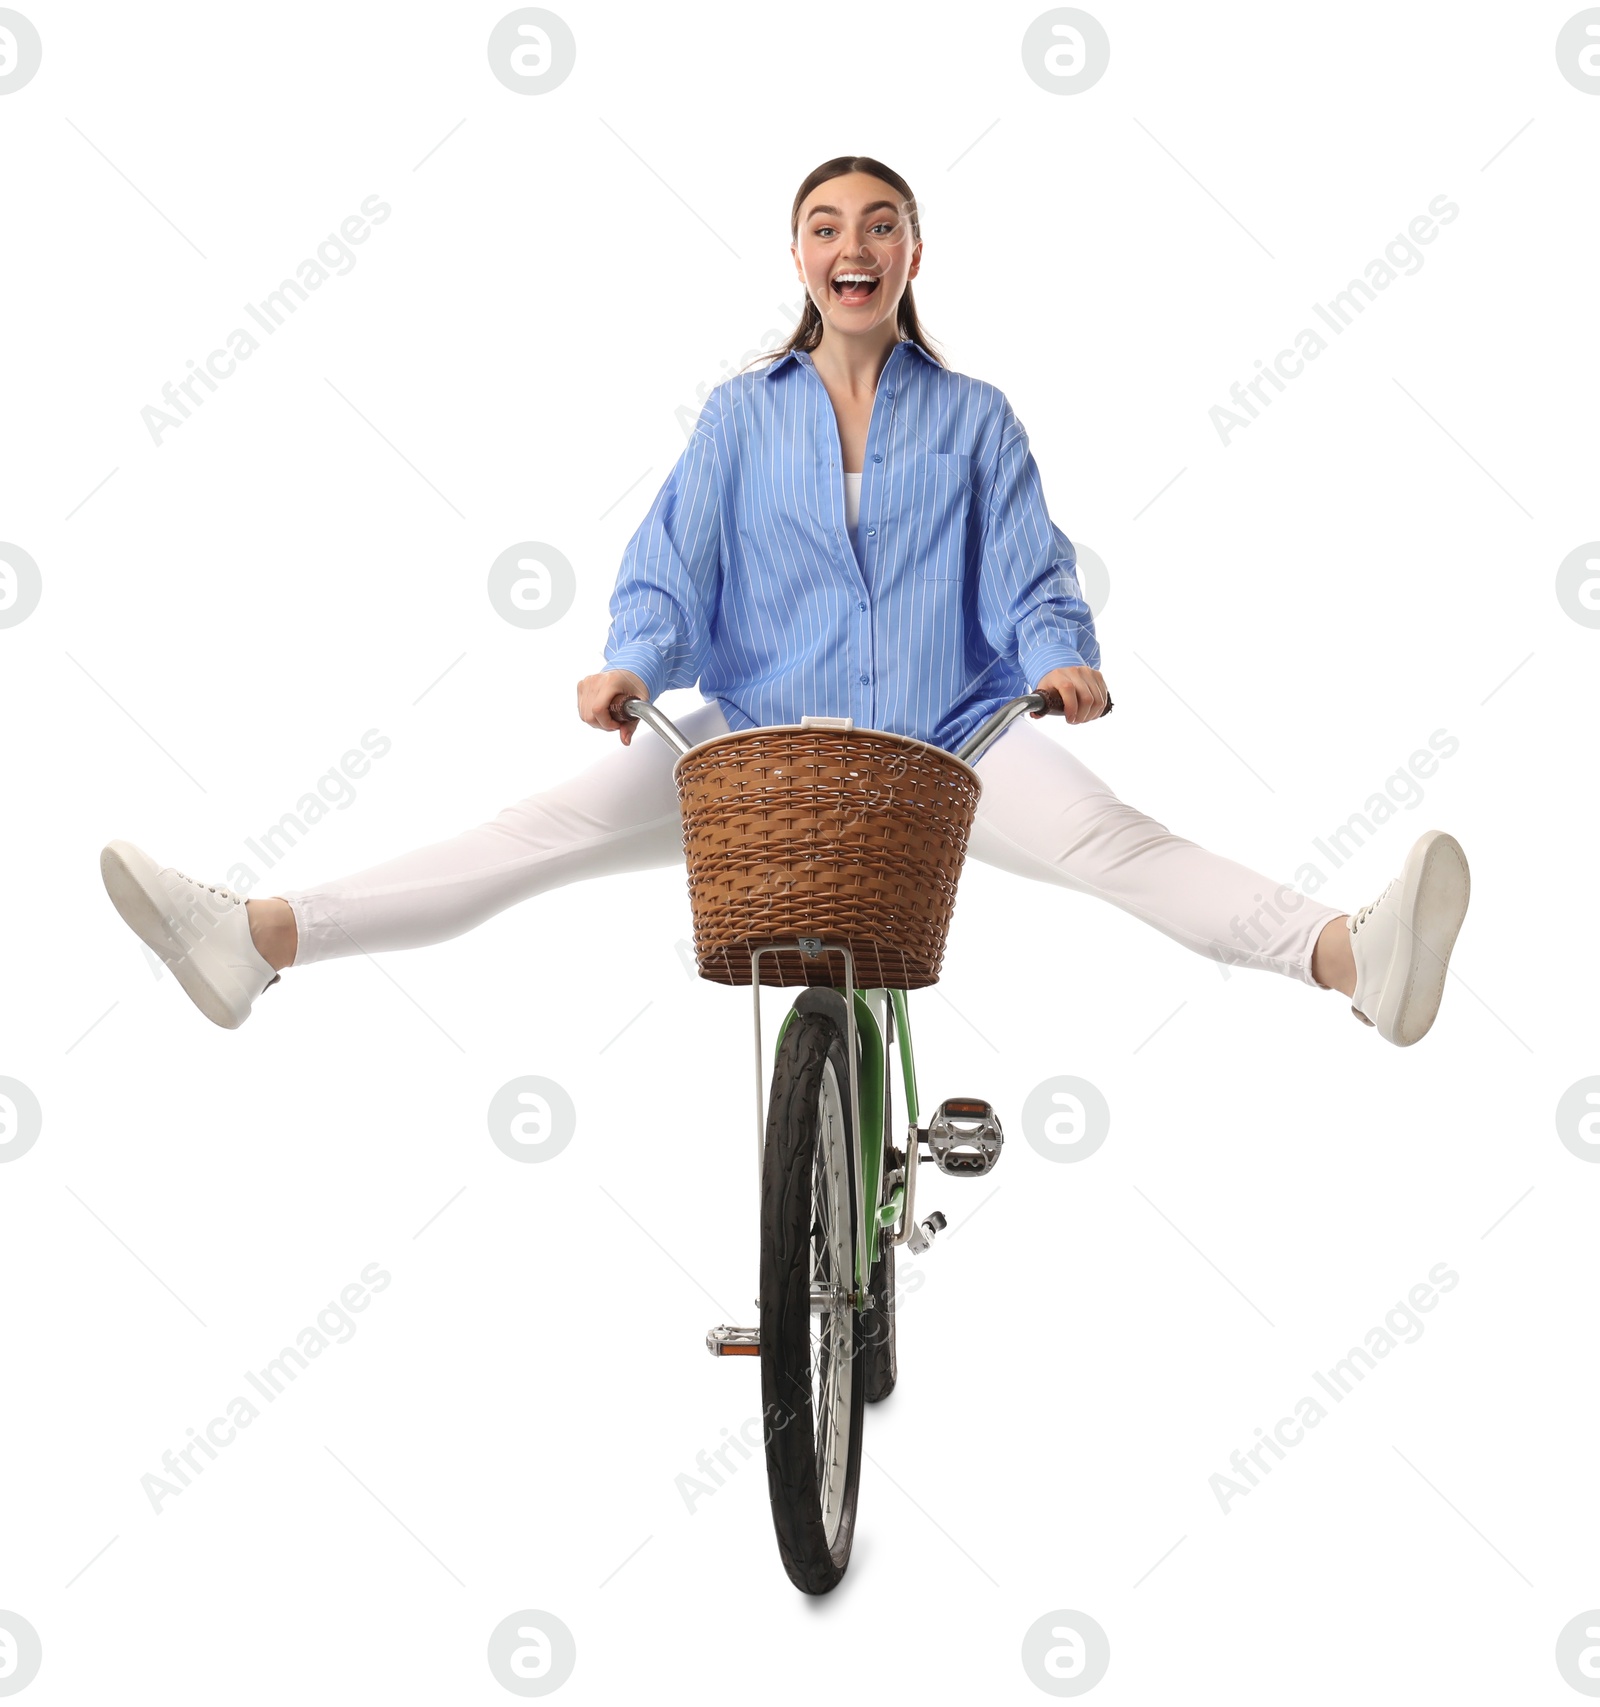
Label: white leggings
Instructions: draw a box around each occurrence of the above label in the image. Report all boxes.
[280,701,1344,986]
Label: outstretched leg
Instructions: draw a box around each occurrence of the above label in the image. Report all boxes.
[101,701,730,1026]
[276,701,730,965]
[965,718,1469,1042]
[966,717,1342,984]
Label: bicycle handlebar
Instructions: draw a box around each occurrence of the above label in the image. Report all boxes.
[607,693,698,756]
[604,682,1112,766]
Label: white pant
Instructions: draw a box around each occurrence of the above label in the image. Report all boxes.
[281,701,1343,986]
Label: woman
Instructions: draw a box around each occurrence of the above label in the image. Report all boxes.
[100,155,1469,1046]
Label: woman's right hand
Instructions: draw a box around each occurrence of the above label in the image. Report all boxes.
[577,668,651,745]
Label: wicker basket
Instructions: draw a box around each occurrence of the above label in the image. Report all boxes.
[673,724,983,989]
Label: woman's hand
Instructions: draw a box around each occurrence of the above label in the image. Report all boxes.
[577,668,651,745]
[1034,665,1111,724]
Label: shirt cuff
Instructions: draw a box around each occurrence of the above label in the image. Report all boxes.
[1020,641,1091,690]
[602,641,668,701]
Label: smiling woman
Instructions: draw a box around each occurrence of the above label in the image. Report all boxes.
[103,154,1469,1064]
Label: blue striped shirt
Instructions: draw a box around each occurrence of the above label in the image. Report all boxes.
[602,337,1098,757]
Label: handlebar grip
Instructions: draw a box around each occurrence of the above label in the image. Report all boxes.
[608,692,639,726]
[1029,685,1114,720]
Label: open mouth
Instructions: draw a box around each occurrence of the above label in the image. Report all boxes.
[831,274,880,306]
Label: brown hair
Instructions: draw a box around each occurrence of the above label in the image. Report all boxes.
[735,155,945,375]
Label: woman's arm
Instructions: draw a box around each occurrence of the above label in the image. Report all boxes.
[596,389,725,715]
[975,402,1106,720]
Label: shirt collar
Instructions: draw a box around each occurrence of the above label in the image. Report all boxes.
[763,338,939,380]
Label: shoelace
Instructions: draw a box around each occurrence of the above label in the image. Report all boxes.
[171,868,241,905]
[1350,878,1394,935]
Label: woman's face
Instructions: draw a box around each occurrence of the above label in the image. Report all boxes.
[792,172,921,342]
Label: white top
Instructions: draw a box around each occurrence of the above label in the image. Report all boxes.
[843,470,862,531]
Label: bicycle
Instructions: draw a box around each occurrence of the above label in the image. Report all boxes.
[609,682,1110,1594]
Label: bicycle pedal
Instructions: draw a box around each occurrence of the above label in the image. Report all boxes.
[927,1097,1004,1177]
[706,1324,759,1358]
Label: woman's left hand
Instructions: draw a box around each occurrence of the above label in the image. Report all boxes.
[1034,665,1111,724]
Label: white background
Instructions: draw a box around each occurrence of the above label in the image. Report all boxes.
[2,1,1595,1700]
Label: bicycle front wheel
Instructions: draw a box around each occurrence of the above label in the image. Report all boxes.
[760,1008,866,1594]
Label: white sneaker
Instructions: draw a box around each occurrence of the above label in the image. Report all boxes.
[100,839,283,1029]
[1348,830,1470,1046]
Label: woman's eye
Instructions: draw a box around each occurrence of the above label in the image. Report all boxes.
[809,220,896,241]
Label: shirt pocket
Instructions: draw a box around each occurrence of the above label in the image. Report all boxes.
[906,452,975,580]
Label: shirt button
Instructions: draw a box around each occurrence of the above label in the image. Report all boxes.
[866,528,876,538]
[857,601,867,611]
[859,674,870,685]
[873,454,882,463]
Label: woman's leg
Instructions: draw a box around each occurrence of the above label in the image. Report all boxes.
[965,717,1346,987]
[267,701,730,968]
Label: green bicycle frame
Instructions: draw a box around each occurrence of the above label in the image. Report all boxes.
[773,986,920,1293]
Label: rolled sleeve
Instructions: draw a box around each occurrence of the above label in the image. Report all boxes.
[976,405,1100,689]
[602,389,724,698]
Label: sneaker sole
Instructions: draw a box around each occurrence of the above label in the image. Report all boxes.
[100,840,247,1030]
[1375,830,1471,1046]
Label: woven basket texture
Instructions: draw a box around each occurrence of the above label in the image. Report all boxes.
[674,725,982,989]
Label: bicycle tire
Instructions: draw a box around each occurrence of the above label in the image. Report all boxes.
[760,1009,866,1594]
